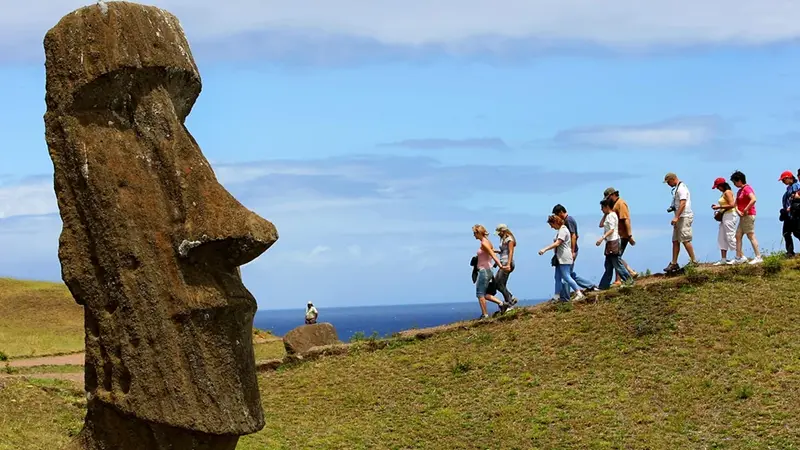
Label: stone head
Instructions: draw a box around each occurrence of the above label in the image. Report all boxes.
[44,1,277,436]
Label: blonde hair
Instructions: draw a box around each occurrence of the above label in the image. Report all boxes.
[499,227,518,245]
[472,224,489,237]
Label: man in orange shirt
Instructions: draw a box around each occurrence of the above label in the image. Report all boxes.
[603,187,638,283]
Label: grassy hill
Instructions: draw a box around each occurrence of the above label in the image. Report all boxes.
[3,260,800,449]
[0,278,284,362]
[0,278,83,358]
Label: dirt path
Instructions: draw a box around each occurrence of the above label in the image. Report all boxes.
[0,372,83,385]
[7,352,84,368]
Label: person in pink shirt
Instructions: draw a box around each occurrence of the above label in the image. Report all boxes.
[471,224,507,319]
[730,171,762,265]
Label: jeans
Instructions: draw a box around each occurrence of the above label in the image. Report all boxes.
[554,265,580,298]
[599,254,631,289]
[494,261,514,303]
[559,263,595,300]
[475,268,493,298]
[783,219,800,255]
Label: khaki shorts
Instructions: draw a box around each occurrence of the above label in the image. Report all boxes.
[738,214,756,234]
[672,216,693,242]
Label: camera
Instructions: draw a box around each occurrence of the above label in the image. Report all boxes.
[667,206,676,213]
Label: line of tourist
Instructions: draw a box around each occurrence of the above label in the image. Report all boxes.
[470,169,800,317]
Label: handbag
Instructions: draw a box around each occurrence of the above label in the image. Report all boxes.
[604,239,621,256]
[550,254,558,267]
[714,210,724,222]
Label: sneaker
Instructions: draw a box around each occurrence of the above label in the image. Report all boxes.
[630,270,639,278]
[509,296,519,306]
[663,263,680,272]
[748,256,763,265]
[549,295,560,302]
[478,314,489,320]
[573,291,586,301]
[499,303,509,314]
[731,256,749,265]
[586,286,599,293]
[713,259,727,266]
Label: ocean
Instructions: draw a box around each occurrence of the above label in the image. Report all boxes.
[253,299,545,342]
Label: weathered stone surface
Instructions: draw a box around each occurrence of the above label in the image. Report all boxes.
[283,323,340,355]
[44,2,278,448]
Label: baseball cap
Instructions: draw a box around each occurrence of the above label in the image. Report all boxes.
[603,187,618,198]
[779,170,793,181]
[712,177,726,189]
[664,172,677,183]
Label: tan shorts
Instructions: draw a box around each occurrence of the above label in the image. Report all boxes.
[672,216,693,242]
[738,214,756,234]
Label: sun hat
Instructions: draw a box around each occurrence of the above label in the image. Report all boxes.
[712,177,726,189]
[603,187,618,198]
[494,224,509,235]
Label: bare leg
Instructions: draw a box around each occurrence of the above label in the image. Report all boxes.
[477,297,488,316]
[721,249,727,260]
[736,230,744,258]
[485,295,503,306]
[684,241,697,263]
[671,241,680,265]
[747,232,761,257]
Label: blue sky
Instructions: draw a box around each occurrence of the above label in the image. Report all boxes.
[1,0,799,310]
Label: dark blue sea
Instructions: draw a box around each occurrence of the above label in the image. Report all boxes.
[254,299,545,342]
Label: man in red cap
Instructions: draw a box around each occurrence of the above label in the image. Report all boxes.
[779,170,800,256]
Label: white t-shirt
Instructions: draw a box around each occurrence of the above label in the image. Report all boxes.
[672,182,693,218]
[603,212,620,241]
[555,225,574,265]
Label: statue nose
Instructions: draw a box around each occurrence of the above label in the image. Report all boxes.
[179,209,278,268]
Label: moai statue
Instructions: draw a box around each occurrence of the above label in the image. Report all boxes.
[43,2,278,448]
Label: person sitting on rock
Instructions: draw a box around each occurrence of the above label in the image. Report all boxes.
[305,302,318,325]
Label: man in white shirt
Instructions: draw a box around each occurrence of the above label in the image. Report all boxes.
[664,172,698,272]
[305,302,319,324]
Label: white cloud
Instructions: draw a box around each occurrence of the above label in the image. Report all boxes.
[4,0,800,63]
[554,116,722,148]
[0,177,57,219]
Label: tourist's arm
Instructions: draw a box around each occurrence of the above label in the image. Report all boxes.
[504,240,515,271]
[539,239,561,255]
[482,239,503,266]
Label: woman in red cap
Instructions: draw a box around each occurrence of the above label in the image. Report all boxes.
[711,177,737,265]
[779,170,800,256]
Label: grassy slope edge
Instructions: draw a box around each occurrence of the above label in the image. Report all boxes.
[3,261,800,449]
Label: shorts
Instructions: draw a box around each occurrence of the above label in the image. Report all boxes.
[738,214,756,234]
[475,268,493,298]
[672,216,693,243]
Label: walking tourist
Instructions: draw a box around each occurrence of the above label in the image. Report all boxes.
[663,172,698,272]
[730,171,762,265]
[711,177,737,265]
[538,215,585,302]
[596,199,632,289]
[493,224,519,308]
[779,170,800,256]
[551,204,598,300]
[472,224,507,319]
[602,187,638,281]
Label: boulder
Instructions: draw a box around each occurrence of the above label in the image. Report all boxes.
[44,2,278,449]
[283,323,340,355]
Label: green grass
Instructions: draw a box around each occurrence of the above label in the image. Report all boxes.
[6,265,800,449]
[4,365,84,375]
[0,378,84,450]
[0,278,83,358]
[253,340,286,361]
